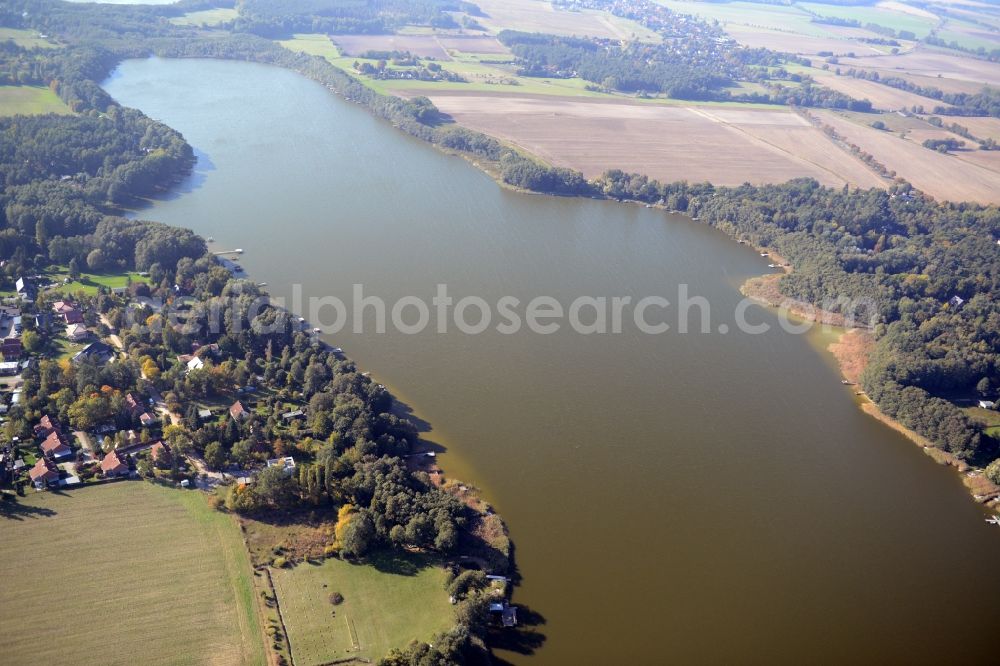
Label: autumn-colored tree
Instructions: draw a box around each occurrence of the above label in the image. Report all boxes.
[141,356,160,379]
[334,503,355,545]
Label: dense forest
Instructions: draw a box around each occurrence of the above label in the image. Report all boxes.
[234,0,477,37]
[497,30,869,108]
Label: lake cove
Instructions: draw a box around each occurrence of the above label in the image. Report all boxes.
[105,58,1000,665]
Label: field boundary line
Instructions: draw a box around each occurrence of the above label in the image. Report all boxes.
[346,615,360,651]
[264,566,297,666]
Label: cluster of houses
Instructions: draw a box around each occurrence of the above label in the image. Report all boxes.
[125,392,157,428]
[52,300,89,342]
[23,395,175,489]
[28,415,75,489]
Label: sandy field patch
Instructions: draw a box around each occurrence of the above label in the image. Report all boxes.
[902,126,970,144]
[815,109,1000,203]
[811,71,951,111]
[952,148,1000,174]
[332,34,451,59]
[835,48,1000,87]
[725,25,882,55]
[436,34,509,54]
[849,69,986,96]
[955,116,1000,141]
[473,0,655,40]
[876,1,940,21]
[429,93,886,188]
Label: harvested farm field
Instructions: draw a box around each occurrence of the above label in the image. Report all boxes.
[815,109,1000,203]
[332,34,452,59]
[428,93,887,188]
[473,0,659,41]
[956,116,1000,142]
[436,34,509,54]
[809,71,950,111]
[0,482,266,666]
[834,48,1000,87]
[724,25,882,55]
[841,69,986,96]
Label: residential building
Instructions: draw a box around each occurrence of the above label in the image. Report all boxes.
[229,400,249,421]
[100,450,130,477]
[28,458,59,488]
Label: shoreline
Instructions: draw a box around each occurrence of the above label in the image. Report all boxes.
[739,265,1000,514]
[118,53,999,522]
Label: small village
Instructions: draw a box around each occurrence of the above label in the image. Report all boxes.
[0,271,305,496]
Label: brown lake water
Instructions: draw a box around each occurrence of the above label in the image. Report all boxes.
[105,58,1000,665]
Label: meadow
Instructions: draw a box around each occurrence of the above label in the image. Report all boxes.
[270,551,455,665]
[0,482,267,665]
[0,85,72,116]
[169,8,239,27]
[0,27,56,48]
[798,2,939,38]
[44,266,151,296]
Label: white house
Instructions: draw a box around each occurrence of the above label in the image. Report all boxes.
[266,456,296,476]
[979,400,996,409]
[187,356,205,372]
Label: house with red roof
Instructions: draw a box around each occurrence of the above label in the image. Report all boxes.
[28,458,59,488]
[100,450,130,477]
[52,300,84,324]
[40,432,72,460]
[33,415,63,439]
[229,400,249,421]
[150,441,171,466]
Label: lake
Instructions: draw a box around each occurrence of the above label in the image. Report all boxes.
[104,58,1000,664]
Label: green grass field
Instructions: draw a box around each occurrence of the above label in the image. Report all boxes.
[45,267,151,296]
[271,551,455,665]
[169,7,239,26]
[798,2,938,38]
[0,85,72,117]
[0,482,267,665]
[934,21,1000,53]
[278,33,342,61]
[0,27,57,49]
[657,0,831,37]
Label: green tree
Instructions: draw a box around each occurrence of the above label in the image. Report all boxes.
[204,441,227,471]
[986,459,1000,486]
[340,512,375,557]
[86,248,105,271]
[256,465,297,509]
[21,329,42,354]
[230,438,255,466]
[68,257,81,280]
[977,377,991,396]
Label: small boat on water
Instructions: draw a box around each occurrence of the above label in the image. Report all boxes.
[207,236,215,242]
[986,516,1000,526]
[331,347,344,354]
[313,327,321,334]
